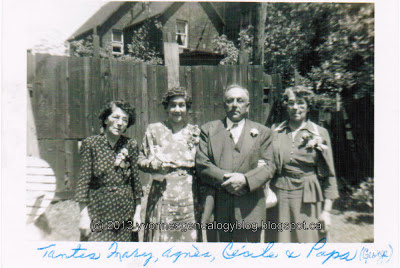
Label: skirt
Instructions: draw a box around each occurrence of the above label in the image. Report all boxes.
[266,188,325,243]
[144,170,197,242]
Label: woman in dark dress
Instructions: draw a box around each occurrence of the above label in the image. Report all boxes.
[75,100,143,241]
[268,86,339,243]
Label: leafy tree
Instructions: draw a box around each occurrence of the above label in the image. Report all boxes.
[214,3,374,107]
[263,3,374,102]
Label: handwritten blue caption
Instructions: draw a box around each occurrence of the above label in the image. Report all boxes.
[37,238,393,266]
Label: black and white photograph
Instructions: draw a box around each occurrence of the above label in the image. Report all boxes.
[2,0,399,267]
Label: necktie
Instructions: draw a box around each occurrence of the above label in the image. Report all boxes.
[230,123,239,144]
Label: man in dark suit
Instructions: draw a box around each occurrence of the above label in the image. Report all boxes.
[196,84,274,242]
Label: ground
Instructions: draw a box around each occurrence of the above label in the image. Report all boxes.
[32,188,373,243]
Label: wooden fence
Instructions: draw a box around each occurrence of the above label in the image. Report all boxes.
[28,53,282,200]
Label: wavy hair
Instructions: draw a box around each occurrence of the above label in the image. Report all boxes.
[161,87,192,109]
[98,100,136,129]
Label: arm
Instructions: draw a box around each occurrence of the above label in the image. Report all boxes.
[74,138,92,234]
[74,138,92,209]
[244,127,276,192]
[130,140,143,229]
[318,128,339,201]
[137,126,170,174]
[195,124,230,188]
[317,128,338,230]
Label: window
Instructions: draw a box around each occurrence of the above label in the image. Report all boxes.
[112,29,124,55]
[176,20,188,48]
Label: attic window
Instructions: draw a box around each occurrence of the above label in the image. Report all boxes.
[176,20,188,48]
[112,29,124,55]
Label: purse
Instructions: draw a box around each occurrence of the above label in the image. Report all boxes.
[264,185,277,209]
[257,159,278,209]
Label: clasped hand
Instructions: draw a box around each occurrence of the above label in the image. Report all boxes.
[221,173,248,196]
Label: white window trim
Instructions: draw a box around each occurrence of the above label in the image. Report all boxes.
[176,20,188,48]
[111,29,124,55]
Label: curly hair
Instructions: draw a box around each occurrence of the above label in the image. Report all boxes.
[161,87,192,109]
[98,100,136,129]
[282,86,316,109]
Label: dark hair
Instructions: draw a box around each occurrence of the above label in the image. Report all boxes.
[161,87,192,109]
[282,86,316,109]
[98,100,136,129]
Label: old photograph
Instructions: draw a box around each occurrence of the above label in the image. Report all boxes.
[2,0,398,267]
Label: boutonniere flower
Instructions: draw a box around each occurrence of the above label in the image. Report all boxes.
[188,125,201,149]
[115,148,130,168]
[250,128,259,137]
[301,132,328,151]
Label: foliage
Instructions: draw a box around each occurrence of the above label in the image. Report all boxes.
[68,21,163,65]
[212,26,254,65]
[211,34,239,65]
[263,3,374,102]
[351,177,374,211]
[122,22,163,65]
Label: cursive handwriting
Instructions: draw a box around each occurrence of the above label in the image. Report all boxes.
[35,241,394,266]
[222,242,278,259]
[307,238,357,264]
[37,244,100,260]
[359,245,393,264]
[162,245,215,263]
[107,242,155,266]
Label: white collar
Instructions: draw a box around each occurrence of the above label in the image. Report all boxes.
[226,117,246,130]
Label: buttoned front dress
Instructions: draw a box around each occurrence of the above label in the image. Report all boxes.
[75,135,143,241]
[268,121,339,243]
[138,122,199,242]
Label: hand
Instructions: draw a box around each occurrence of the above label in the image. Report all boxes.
[79,206,91,237]
[257,159,267,167]
[221,173,248,196]
[318,210,331,231]
[162,162,178,169]
[132,204,142,232]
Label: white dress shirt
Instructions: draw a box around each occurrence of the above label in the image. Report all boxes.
[226,118,245,144]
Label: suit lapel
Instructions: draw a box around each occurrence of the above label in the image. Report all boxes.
[209,119,230,167]
[235,120,258,171]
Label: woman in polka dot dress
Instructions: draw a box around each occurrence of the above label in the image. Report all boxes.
[138,87,200,242]
[75,100,143,242]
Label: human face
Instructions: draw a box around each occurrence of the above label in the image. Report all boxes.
[224,87,250,122]
[167,96,187,124]
[287,92,308,123]
[105,106,129,137]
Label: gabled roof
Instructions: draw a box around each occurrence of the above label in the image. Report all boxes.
[69,2,127,40]
[69,1,225,41]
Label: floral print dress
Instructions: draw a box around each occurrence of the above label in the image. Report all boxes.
[75,134,143,242]
[138,122,200,242]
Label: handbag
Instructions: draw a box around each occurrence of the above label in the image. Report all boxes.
[264,185,277,209]
[257,159,278,209]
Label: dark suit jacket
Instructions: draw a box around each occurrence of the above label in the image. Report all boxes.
[195,119,275,227]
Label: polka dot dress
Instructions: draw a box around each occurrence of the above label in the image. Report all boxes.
[75,134,143,242]
[138,122,200,242]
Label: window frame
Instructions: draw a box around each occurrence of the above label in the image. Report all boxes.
[111,29,124,55]
[176,20,188,48]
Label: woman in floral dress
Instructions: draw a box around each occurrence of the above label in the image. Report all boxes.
[267,86,339,243]
[75,100,143,242]
[138,87,200,242]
